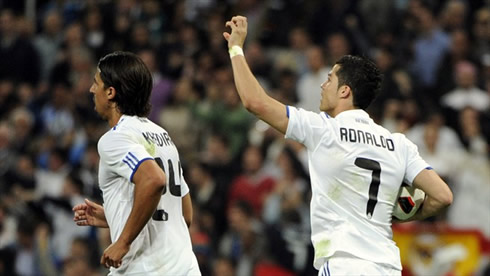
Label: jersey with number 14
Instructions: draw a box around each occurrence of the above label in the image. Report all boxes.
[97,115,200,275]
[285,107,429,271]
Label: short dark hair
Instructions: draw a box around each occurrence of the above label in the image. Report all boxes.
[98,51,153,116]
[335,55,382,110]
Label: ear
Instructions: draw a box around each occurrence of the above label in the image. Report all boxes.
[106,87,116,100]
[338,85,351,99]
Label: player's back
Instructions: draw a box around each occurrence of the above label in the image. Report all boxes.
[285,107,429,271]
[98,115,199,275]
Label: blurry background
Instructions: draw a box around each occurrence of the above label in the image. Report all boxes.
[0,0,488,275]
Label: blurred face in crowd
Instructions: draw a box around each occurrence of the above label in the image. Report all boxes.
[242,146,263,174]
[423,124,439,152]
[327,33,350,61]
[227,204,249,232]
[306,46,324,72]
[416,7,435,33]
[473,8,490,39]
[0,10,15,36]
[138,50,156,72]
[44,11,62,35]
[375,49,393,72]
[64,23,84,47]
[459,107,480,137]
[289,27,310,49]
[0,124,10,149]
[188,163,207,188]
[213,257,235,276]
[442,1,466,30]
[63,257,92,276]
[450,30,469,57]
[223,85,240,108]
[455,62,477,88]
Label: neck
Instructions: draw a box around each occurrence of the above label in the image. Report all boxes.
[107,108,123,128]
[329,104,356,117]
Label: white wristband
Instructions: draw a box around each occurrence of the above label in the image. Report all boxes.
[229,45,244,58]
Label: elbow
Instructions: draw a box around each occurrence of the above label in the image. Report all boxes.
[243,99,265,116]
[242,99,256,113]
[150,174,166,194]
[437,187,453,209]
[442,189,453,207]
[185,216,192,228]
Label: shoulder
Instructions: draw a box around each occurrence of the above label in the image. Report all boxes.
[98,129,133,154]
[288,106,331,124]
[98,119,142,153]
[391,132,409,144]
[391,132,419,153]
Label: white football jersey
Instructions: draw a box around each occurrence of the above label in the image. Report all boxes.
[285,107,429,270]
[97,115,200,275]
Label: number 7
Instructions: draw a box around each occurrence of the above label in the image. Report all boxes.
[354,157,381,219]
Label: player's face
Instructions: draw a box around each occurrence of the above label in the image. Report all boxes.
[319,65,341,112]
[89,70,110,119]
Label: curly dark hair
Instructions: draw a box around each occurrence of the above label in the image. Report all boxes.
[97,51,153,117]
[335,55,383,110]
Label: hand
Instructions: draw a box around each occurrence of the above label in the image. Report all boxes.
[73,198,109,228]
[100,240,130,269]
[223,15,248,48]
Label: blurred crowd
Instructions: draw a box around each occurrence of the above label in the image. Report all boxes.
[0,0,489,275]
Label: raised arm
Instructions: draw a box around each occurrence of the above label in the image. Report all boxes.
[409,169,453,221]
[223,16,289,134]
[100,160,165,268]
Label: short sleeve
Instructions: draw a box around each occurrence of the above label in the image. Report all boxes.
[98,131,154,182]
[285,106,329,149]
[403,136,431,185]
[180,164,190,197]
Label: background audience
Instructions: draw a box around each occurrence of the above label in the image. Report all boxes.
[0,0,488,275]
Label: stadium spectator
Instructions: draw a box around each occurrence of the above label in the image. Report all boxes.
[0,9,40,85]
[470,7,490,65]
[296,45,330,112]
[439,0,468,33]
[409,3,451,108]
[441,60,489,112]
[219,200,266,276]
[228,144,276,216]
[33,10,63,83]
[435,29,477,97]
[137,48,174,123]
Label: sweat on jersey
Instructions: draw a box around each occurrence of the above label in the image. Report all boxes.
[285,107,429,271]
[97,115,200,276]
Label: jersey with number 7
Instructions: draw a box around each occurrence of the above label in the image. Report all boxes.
[97,115,200,275]
[285,107,429,271]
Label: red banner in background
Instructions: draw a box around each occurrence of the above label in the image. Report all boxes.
[393,222,490,276]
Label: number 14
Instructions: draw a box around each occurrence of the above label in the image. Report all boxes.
[152,157,182,221]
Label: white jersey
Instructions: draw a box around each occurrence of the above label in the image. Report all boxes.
[97,115,200,276]
[285,107,429,270]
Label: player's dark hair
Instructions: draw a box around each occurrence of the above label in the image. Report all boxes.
[97,51,153,116]
[335,55,382,110]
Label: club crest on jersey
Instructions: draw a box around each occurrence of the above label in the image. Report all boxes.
[340,127,395,151]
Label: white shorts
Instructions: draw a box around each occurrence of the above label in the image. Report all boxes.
[317,254,401,276]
